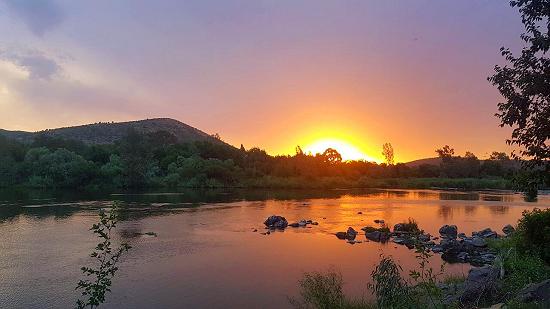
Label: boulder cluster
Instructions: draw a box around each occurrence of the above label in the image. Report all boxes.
[262,215,318,232]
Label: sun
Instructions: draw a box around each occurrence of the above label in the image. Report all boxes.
[303,139,379,162]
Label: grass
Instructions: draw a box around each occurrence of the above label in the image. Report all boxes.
[442,274,466,285]
[289,269,375,309]
[395,218,420,233]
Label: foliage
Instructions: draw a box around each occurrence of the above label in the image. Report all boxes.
[382,143,394,166]
[289,269,374,309]
[368,257,412,308]
[488,0,550,195]
[516,208,550,263]
[75,203,132,309]
[0,130,524,189]
[397,218,420,233]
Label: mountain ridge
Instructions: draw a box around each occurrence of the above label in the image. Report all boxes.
[0,118,224,145]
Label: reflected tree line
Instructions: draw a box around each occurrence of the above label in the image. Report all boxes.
[0,130,530,190]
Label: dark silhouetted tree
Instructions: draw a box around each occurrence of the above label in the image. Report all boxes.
[322,148,342,164]
[488,0,549,195]
[382,143,395,165]
[435,145,455,160]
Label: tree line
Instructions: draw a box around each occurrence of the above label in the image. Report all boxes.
[0,130,525,190]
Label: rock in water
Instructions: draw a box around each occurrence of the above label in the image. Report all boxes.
[346,227,358,240]
[502,224,515,235]
[458,265,500,305]
[439,225,458,239]
[335,232,347,240]
[263,215,288,229]
[366,231,382,242]
[471,237,487,248]
[394,223,405,232]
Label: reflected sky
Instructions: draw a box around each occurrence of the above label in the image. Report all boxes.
[0,189,548,308]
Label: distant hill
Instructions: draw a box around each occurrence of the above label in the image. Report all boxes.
[0,118,224,145]
[404,157,442,167]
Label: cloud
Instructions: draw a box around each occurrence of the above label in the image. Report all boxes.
[0,49,61,80]
[4,0,65,36]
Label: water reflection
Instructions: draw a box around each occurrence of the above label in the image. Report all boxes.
[0,189,549,309]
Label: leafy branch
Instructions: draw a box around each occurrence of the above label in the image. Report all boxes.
[75,202,131,309]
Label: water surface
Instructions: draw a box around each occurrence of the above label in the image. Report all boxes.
[1,189,548,308]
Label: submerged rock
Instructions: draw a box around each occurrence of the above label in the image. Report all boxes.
[439,225,458,239]
[374,219,385,224]
[264,215,288,229]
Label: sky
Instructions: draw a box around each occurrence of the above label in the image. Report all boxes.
[0,0,525,162]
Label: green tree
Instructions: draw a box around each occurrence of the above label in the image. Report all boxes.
[488,0,550,194]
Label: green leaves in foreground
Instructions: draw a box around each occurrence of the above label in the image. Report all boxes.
[75,202,131,309]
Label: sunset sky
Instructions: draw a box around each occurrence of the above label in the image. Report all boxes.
[0,1,525,162]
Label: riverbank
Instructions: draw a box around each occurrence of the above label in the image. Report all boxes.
[290,208,550,308]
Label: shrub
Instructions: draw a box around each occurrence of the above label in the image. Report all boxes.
[516,208,550,263]
[368,257,412,308]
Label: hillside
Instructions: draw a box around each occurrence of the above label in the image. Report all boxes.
[404,157,442,167]
[0,118,224,145]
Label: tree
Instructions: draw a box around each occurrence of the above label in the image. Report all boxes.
[489,151,510,161]
[488,0,549,182]
[435,145,455,159]
[322,148,342,164]
[382,143,395,165]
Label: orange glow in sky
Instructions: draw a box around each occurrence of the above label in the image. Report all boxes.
[304,138,380,162]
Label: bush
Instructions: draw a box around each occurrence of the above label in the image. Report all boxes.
[289,269,374,309]
[516,208,550,263]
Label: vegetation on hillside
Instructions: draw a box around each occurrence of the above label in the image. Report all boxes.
[0,130,527,190]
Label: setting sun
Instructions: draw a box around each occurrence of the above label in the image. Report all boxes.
[303,139,380,162]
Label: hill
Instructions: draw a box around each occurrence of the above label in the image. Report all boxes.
[404,157,442,167]
[0,118,224,145]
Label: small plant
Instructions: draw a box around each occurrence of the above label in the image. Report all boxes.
[368,256,412,308]
[289,268,345,309]
[409,243,445,308]
[75,202,132,309]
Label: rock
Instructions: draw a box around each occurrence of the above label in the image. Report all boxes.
[502,224,515,235]
[264,215,288,229]
[418,234,431,242]
[298,220,307,227]
[457,252,469,261]
[357,211,363,214]
[335,232,347,239]
[347,239,356,244]
[374,219,385,224]
[515,279,550,304]
[289,222,300,227]
[458,232,467,238]
[253,229,258,232]
[346,227,358,240]
[311,221,319,225]
[366,231,382,242]
[439,225,458,239]
[474,228,498,239]
[471,237,487,248]
[394,223,405,232]
[432,246,443,253]
[458,265,500,305]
